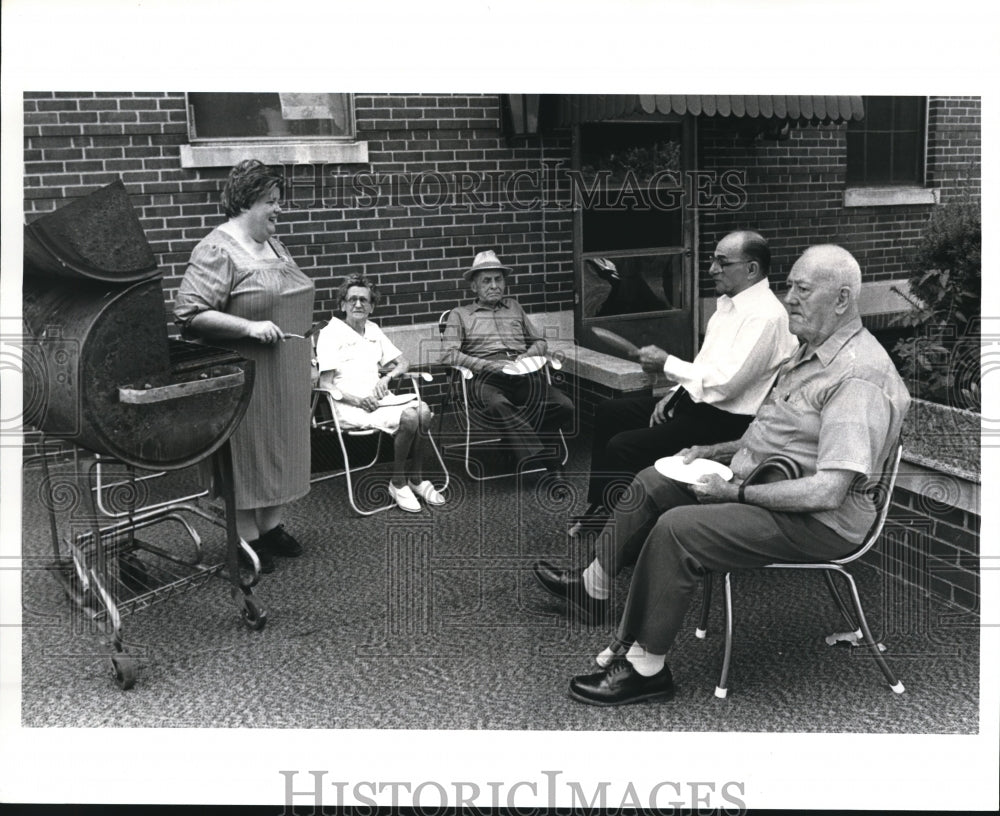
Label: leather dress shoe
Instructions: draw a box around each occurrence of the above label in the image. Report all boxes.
[569,659,675,706]
[260,524,303,558]
[532,560,609,624]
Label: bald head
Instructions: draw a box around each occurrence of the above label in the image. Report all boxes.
[785,244,862,350]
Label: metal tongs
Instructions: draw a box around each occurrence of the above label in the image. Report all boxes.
[283,319,329,340]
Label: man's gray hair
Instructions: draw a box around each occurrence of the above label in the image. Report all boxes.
[801,244,862,299]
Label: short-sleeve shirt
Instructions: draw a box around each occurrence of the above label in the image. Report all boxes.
[441,298,545,370]
[315,317,402,399]
[729,317,911,543]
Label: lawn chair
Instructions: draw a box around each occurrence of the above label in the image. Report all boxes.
[435,309,569,481]
[310,371,449,515]
[696,441,906,699]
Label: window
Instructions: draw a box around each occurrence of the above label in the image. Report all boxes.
[187,93,354,141]
[846,96,926,186]
[179,92,367,168]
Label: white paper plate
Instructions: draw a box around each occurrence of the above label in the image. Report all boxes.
[501,355,547,375]
[654,456,733,484]
[378,393,419,407]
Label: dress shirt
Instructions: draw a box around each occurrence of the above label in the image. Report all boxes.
[729,317,911,543]
[442,298,546,372]
[661,278,797,415]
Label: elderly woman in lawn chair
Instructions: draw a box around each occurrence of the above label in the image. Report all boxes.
[314,274,446,513]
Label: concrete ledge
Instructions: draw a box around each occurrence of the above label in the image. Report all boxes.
[895,459,980,516]
[844,186,940,208]
[550,340,652,392]
[180,141,369,168]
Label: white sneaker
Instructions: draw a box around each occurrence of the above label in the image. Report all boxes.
[409,480,446,506]
[388,483,422,513]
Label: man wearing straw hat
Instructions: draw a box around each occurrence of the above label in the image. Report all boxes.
[441,250,573,471]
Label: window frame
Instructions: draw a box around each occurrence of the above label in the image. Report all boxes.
[179,92,368,169]
[844,96,936,208]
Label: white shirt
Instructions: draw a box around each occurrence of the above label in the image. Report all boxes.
[662,278,798,415]
[315,317,402,399]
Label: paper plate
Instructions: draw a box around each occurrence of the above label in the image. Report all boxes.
[501,355,547,376]
[654,456,733,484]
[378,393,419,407]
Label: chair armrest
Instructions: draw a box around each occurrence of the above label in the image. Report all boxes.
[742,455,802,486]
[400,371,434,383]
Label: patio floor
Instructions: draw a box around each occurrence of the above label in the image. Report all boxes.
[18,430,980,733]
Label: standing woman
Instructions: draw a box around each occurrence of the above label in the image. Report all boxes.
[174,159,314,572]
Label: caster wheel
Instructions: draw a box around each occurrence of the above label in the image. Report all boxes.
[110,653,138,690]
[240,597,267,631]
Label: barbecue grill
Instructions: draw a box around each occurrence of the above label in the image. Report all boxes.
[23,180,268,688]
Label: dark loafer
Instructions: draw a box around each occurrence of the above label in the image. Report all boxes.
[240,538,275,575]
[260,524,303,558]
[532,560,610,624]
[569,660,675,706]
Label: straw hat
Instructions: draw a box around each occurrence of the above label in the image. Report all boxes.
[463,249,512,281]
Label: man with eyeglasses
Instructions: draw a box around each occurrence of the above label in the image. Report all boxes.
[555,230,798,547]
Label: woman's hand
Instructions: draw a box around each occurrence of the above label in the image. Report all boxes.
[373,375,391,400]
[246,320,284,345]
[354,393,380,412]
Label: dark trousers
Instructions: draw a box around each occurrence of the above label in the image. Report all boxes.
[468,370,573,462]
[596,468,855,654]
[586,392,754,508]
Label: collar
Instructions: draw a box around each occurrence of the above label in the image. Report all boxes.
[471,297,512,312]
[805,316,866,367]
[718,277,771,313]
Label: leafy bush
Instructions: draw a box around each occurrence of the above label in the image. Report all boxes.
[891,196,981,410]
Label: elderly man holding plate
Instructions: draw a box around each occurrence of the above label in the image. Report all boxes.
[534,245,910,706]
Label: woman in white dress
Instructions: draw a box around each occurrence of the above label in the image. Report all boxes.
[315,275,445,512]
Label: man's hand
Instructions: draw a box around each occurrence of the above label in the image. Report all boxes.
[649,394,674,426]
[637,345,669,373]
[689,473,738,503]
[676,444,717,464]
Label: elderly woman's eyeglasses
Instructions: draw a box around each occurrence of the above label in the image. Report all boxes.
[344,296,371,305]
[707,255,749,269]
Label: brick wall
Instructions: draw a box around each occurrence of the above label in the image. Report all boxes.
[871,489,980,613]
[696,97,981,295]
[22,92,575,330]
[23,93,979,320]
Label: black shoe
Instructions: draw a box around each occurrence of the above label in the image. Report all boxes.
[259,524,303,558]
[532,560,610,624]
[569,660,675,706]
[240,539,275,574]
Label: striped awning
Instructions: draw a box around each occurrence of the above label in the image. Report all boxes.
[550,94,864,126]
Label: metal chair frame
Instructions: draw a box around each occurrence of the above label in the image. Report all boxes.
[310,371,449,516]
[696,442,906,699]
[435,309,569,481]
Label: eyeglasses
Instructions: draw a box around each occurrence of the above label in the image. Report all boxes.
[708,255,749,269]
[344,296,371,305]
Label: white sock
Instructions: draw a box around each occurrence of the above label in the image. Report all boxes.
[626,641,666,677]
[582,558,611,600]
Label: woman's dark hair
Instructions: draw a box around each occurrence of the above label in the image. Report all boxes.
[337,274,381,308]
[220,159,285,218]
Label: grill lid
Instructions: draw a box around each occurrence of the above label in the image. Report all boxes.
[24,179,158,284]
